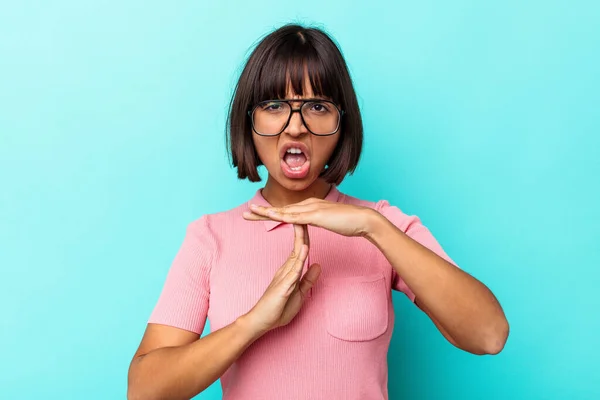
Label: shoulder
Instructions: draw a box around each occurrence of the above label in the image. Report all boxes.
[185,200,250,238]
[337,190,400,212]
[180,215,217,259]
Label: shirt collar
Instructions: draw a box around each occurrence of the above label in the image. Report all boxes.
[248,185,341,232]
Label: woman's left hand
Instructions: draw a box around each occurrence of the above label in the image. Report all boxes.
[243,198,379,237]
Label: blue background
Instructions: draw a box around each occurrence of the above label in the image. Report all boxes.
[1,1,599,399]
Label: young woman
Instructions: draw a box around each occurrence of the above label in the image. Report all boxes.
[127,24,509,400]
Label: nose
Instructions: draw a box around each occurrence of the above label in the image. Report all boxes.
[283,108,308,137]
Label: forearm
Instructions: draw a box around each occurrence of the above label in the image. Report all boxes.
[128,316,263,400]
[366,212,509,354]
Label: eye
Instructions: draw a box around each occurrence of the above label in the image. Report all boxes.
[307,101,331,113]
[261,101,285,112]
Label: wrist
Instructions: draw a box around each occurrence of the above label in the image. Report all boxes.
[235,313,268,342]
[363,209,392,244]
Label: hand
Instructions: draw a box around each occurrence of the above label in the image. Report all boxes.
[243,198,379,238]
[243,224,321,335]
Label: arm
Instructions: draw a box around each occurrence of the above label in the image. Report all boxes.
[365,211,509,355]
[243,198,508,354]
[129,224,319,400]
[127,318,263,400]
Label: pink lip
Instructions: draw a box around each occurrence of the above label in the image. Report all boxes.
[280,159,311,179]
[279,141,311,180]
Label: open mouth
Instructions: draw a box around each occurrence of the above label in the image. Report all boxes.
[283,147,308,171]
[280,144,311,179]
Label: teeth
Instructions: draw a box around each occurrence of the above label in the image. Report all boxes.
[286,148,303,154]
[290,166,302,171]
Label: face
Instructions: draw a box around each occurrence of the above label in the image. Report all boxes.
[252,81,340,191]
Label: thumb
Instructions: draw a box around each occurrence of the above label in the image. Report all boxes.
[298,263,321,297]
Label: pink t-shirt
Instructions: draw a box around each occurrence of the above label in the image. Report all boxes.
[149,185,454,400]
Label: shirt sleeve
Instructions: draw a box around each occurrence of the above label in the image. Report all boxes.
[148,215,216,335]
[377,200,457,302]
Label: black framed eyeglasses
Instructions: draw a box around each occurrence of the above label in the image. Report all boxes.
[248,98,344,136]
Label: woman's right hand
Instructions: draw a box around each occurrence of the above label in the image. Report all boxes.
[242,224,321,336]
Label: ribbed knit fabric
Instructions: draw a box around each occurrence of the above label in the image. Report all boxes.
[148,186,455,400]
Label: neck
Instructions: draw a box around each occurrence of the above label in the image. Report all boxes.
[261,177,332,207]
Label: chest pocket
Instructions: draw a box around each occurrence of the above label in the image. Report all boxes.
[322,272,389,342]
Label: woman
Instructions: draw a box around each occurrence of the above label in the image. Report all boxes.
[127,24,509,400]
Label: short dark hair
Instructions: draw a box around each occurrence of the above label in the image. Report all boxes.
[226,24,363,185]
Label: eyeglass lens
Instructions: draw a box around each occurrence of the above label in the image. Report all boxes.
[252,100,340,135]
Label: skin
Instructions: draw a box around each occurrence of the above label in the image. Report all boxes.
[126,84,335,400]
[254,85,339,207]
[247,83,508,355]
[127,81,509,400]
[127,225,314,400]
[244,198,509,355]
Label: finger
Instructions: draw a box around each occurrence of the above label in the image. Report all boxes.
[248,203,277,215]
[303,224,310,248]
[298,263,321,297]
[271,206,319,225]
[295,197,322,205]
[250,203,316,217]
[242,211,271,221]
[278,203,320,214]
[291,224,305,259]
[272,225,305,281]
[283,244,308,284]
[245,209,314,226]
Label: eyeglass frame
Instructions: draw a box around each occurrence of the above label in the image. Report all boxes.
[247,98,345,137]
